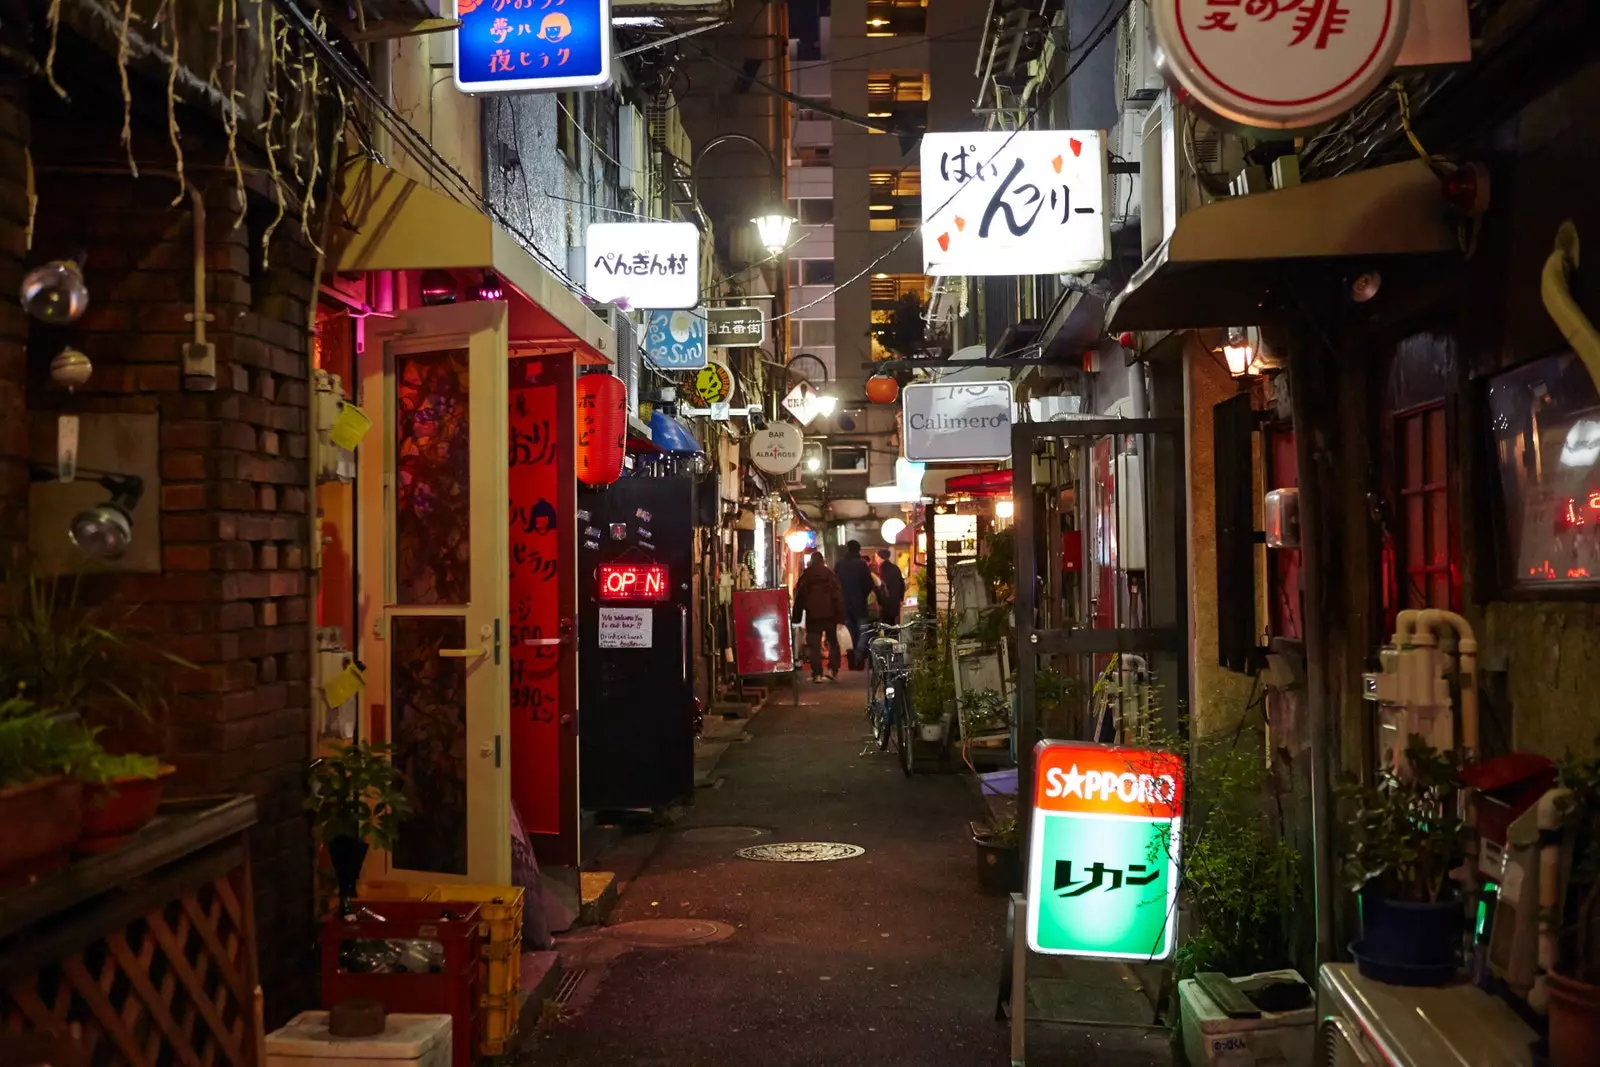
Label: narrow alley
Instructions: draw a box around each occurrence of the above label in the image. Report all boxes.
[525,673,1012,1067]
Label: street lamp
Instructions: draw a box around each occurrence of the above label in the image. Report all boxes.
[752,213,798,254]
[689,133,795,258]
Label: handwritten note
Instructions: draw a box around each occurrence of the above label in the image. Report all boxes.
[598,607,652,649]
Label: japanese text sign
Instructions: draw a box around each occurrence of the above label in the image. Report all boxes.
[902,381,1014,463]
[1152,0,1410,130]
[1027,741,1185,960]
[645,309,708,371]
[920,131,1110,277]
[598,562,669,601]
[706,306,765,348]
[585,222,700,310]
[454,0,613,95]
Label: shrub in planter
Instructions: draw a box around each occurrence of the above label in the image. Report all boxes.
[1547,746,1600,1066]
[0,697,103,884]
[306,740,412,908]
[1340,736,1464,986]
[78,751,173,852]
[972,814,1022,896]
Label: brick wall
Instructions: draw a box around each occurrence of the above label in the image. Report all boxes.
[12,94,320,1021]
[0,62,28,566]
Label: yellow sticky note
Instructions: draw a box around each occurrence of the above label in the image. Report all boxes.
[324,663,365,709]
[329,403,373,451]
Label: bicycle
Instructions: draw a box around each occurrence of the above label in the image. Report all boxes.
[863,619,926,778]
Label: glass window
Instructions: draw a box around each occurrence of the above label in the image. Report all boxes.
[395,347,471,604]
[788,258,801,287]
[801,260,836,285]
[828,446,869,473]
[800,199,835,225]
[801,319,835,346]
[867,0,927,36]
[1487,350,1600,588]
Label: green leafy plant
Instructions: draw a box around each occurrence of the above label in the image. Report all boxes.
[975,812,1018,849]
[1339,736,1463,903]
[0,696,104,790]
[958,688,1010,735]
[1553,743,1600,983]
[83,751,163,783]
[305,741,412,851]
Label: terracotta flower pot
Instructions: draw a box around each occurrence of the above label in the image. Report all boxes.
[77,765,175,854]
[0,775,85,887]
[1547,971,1600,1067]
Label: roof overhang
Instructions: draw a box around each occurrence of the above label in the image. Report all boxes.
[331,159,611,363]
[1105,160,1459,333]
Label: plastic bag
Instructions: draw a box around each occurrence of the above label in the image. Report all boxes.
[836,623,854,653]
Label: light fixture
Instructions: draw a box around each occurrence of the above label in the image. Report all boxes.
[916,532,927,553]
[20,255,89,324]
[476,272,505,301]
[420,270,459,306]
[1350,270,1382,303]
[752,213,798,254]
[881,517,907,542]
[995,498,1015,520]
[1223,327,1257,377]
[806,455,823,472]
[815,394,839,417]
[873,272,890,280]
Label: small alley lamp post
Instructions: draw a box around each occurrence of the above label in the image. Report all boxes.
[752,212,798,254]
[690,133,794,258]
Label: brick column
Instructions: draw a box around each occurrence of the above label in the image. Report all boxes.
[0,59,29,567]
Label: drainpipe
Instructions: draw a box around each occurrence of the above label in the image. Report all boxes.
[1542,221,1600,389]
[1127,359,1148,420]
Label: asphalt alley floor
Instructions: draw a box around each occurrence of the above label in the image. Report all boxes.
[518,671,1175,1067]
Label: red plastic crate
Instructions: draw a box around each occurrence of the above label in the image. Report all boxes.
[320,901,483,1067]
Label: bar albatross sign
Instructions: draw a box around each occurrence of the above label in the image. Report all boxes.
[901,381,1013,463]
[1027,741,1184,960]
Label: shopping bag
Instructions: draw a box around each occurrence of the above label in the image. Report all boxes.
[836,623,854,653]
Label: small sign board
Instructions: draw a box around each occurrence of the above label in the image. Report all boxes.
[645,309,708,371]
[1027,741,1184,960]
[706,306,765,348]
[749,423,804,476]
[691,361,734,406]
[732,588,794,675]
[902,381,1014,463]
[598,606,653,649]
[454,0,613,95]
[783,382,825,427]
[585,222,700,310]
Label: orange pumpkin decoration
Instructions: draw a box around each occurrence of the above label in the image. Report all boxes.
[865,374,899,405]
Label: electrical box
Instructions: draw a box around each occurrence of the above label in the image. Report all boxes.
[1264,488,1300,548]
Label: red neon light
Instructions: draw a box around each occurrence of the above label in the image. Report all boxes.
[598,563,669,601]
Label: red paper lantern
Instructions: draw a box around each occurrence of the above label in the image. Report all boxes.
[576,372,627,486]
[865,374,899,405]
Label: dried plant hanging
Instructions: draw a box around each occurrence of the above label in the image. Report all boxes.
[43,0,67,98]
[162,0,186,204]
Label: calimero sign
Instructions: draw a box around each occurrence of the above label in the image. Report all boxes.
[1026,741,1185,960]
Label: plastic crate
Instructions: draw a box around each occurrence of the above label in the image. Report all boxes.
[481,938,522,999]
[425,884,525,1000]
[357,880,437,902]
[479,991,519,1057]
[320,901,482,1067]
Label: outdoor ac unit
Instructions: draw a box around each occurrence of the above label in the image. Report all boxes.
[1317,1018,1374,1066]
[1118,0,1164,108]
[1316,963,1536,1067]
[1112,108,1145,226]
[1139,90,1248,257]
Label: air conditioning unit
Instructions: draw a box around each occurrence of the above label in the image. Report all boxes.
[1118,0,1164,108]
[1112,108,1145,225]
[1316,963,1536,1067]
[1139,90,1248,257]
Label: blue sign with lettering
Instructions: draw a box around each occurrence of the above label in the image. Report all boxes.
[645,310,708,371]
[454,0,613,95]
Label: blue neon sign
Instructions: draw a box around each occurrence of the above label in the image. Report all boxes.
[644,309,708,371]
[454,0,613,95]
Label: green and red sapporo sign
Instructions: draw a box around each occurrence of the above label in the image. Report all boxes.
[1026,741,1185,961]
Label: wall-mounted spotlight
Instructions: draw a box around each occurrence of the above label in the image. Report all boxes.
[31,466,145,559]
[20,254,90,325]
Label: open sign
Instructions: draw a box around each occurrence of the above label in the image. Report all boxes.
[598,563,669,602]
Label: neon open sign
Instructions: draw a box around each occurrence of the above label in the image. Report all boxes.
[598,563,669,602]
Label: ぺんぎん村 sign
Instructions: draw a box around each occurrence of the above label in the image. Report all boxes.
[1027,741,1184,960]
[584,222,700,310]
[454,0,613,95]
[920,131,1110,277]
[901,381,1014,463]
[1151,0,1411,130]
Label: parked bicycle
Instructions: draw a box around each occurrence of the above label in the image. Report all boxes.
[863,619,928,778]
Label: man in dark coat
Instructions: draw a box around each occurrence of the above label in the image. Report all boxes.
[834,540,876,670]
[791,551,846,681]
[877,549,906,625]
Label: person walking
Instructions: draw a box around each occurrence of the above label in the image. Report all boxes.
[877,549,905,625]
[834,540,876,670]
[791,550,846,681]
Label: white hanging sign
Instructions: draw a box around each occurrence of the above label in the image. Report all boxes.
[1151,0,1411,130]
[598,607,653,648]
[920,131,1110,278]
[584,222,700,310]
[749,423,804,476]
[902,382,1014,464]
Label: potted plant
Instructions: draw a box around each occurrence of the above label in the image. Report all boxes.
[1340,736,1465,985]
[77,751,174,853]
[971,811,1022,896]
[1546,746,1600,1065]
[305,740,412,907]
[0,696,103,885]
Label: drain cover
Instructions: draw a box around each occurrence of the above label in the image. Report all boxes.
[734,842,866,863]
[601,919,736,947]
[680,826,768,843]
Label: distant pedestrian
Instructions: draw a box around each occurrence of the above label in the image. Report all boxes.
[877,549,905,625]
[835,540,876,670]
[792,551,846,681]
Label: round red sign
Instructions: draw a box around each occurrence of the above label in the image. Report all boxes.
[1153,0,1410,130]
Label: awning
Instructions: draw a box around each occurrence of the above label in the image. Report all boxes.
[331,159,612,364]
[1105,160,1458,333]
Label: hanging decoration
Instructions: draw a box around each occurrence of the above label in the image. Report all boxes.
[865,374,899,405]
[576,372,627,486]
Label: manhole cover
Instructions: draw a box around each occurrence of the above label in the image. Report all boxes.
[734,842,866,863]
[601,919,736,947]
[680,825,768,843]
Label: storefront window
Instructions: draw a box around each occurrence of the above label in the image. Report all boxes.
[1487,350,1600,589]
[395,348,472,604]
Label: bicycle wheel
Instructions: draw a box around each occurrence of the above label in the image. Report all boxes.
[892,684,913,777]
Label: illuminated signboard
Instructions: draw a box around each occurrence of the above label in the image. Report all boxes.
[1027,740,1184,960]
[598,563,669,602]
[454,0,613,95]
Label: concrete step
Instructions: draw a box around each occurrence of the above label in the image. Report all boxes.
[577,870,617,926]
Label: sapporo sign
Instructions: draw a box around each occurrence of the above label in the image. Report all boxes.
[706,306,765,348]
[920,131,1110,277]
[454,0,612,95]
[901,381,1014,463]
[1151,0,1411,130]
[1027,741,1185,960]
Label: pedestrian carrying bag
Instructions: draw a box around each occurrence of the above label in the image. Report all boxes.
[836,623,854,653]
